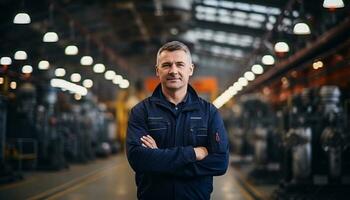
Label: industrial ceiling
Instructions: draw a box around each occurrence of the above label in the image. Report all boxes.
[0,0,348,102]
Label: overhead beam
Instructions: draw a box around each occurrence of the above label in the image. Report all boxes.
[198,39,254,52]
[193,2,279,17]
[241,17,350,95]
[194,20,265,37]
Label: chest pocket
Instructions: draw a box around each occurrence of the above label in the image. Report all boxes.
[147,117,169,148]
[190,117,208,147]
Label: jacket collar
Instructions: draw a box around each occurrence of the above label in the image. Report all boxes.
[150,84,201,111]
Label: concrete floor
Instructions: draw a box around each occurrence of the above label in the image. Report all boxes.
[0,154,260,200]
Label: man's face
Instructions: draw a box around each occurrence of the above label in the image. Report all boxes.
[156,50,194,91]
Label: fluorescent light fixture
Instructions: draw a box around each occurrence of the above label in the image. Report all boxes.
[22,65,33,74]
[13,13,31,24]
[43,32,59,42]
[80,56,93,66]
[50,78,88,96]
[14,50,27,60]
[38,60,50,70]
[323,0,344,9]
[0,57,12,65]
[262,55,275,65]
[93,63,105,73]
[0,77,4,84]
[55,68,66,77]
[104,70,116,80]
[274,42,289,53]
[83,79,93,88]
[293,22,311,35]
[251,64,264,74]
[70,73,81,82]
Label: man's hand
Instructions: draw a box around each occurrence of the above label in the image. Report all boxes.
[141,135,158,149]
[194,147,208,161]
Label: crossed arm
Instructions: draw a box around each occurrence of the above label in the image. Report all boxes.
[141,135,209,161]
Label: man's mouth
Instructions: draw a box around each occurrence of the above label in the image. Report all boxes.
[167,77,181,81]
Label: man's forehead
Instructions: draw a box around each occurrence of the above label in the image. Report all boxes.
[158,50,190,62]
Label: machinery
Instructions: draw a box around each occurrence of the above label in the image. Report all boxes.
[274,86,350,200]
[243,97,282,184]
[35,85,67,170]
[230,96,283,183]
[0,95,21,183]
[6,83,39,171]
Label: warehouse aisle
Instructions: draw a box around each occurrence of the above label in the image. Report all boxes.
[0,154,257,200]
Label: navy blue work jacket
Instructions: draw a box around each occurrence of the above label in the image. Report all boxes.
[126,84,229,200]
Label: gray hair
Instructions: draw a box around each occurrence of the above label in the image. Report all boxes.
[156,41,192,66]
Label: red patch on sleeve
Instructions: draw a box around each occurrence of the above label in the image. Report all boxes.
[215,132,220,142]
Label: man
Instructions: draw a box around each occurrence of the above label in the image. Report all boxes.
[126,41,229,200]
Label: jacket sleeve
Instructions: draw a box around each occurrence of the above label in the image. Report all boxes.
[126,103,197,173]
[173,106,229,177]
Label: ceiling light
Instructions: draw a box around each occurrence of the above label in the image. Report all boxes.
[227,86,237,94]
[22,65,33,74]
[0,77,4,84]
[13,13,31,24]
[83,79,93,88]
[113,75,123,84]
[65,45,79,55]
[323,0,344,9]
[70,73,81,82]
[238,77,248,86]
[74,94,82,100]
[251,64,264,74]
[80,56,93,66]
[38,60,50,70]
[93,63,105,73]
[313,60,324,69]
[43,32,59,42]
[233,82,242,91]
[55,68,66,77]
[104,70,116,80]
[293,22,311,35]
[10,81,17,89]
[119,79,130,89]
[262,55,275,65]
[244,71,255,81]
[0,57,12,65]
[14,50,27,60]
[170,28,179,35]
[274,42,289,53]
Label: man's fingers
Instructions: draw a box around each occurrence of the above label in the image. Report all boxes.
[140,135,158,149]
[141,137,153,148]
[146,135,155,141]
[145,135,158,148]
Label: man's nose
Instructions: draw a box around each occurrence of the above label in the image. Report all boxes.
[168,64,178,74]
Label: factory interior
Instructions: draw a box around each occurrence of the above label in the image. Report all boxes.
[0,0,350,199]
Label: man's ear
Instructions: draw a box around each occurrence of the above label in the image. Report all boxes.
[189,64,194,76]
[155,66,159,77]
